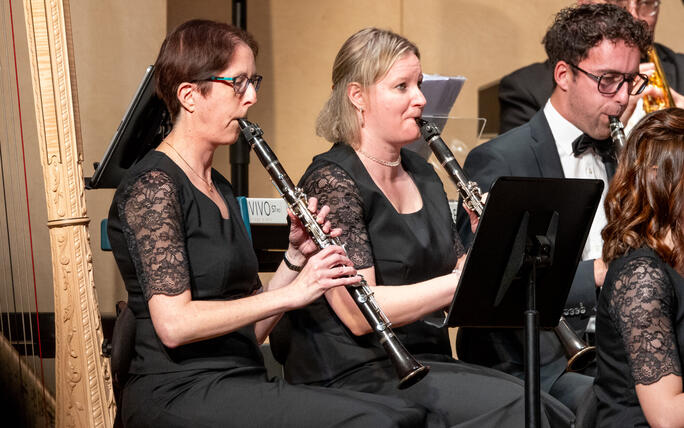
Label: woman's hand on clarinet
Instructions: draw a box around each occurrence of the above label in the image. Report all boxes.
[287,197,342,262]
[287,245,360,308]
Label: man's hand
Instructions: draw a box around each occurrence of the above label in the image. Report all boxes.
[620,62,659,124]
[594,258,607,287]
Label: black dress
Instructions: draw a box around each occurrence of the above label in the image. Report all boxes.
[107,150,429,428]
[595,247,684,427]
[270,143,574,428]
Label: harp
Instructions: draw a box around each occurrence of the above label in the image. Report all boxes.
[1,0,115,426]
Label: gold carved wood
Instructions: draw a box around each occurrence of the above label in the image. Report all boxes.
[22,0,114,426]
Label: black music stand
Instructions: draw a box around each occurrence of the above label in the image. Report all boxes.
[86,65,169,189]
[442,176,603,427]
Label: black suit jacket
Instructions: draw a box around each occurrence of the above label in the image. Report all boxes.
[455,110,616,392]
[498,42,684,133]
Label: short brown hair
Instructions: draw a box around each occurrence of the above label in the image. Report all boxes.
[316,28,419,147]
[154,19,258,121]
[602,108,684,270]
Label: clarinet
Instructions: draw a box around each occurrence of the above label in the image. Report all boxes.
[609,116,626,153]
[416,118,596,372]
[238,118,429,389]
[416,118,485,216]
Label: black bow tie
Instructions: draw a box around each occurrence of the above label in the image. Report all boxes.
[572,134,615,162]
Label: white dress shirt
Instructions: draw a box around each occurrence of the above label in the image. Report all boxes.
[544,100,609,262]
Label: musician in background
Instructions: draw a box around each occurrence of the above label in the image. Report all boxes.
[499,0,684,134]
[270,27,574,427]
[107,19,429,427]
[596,107,684,426]
[456,4,651,414]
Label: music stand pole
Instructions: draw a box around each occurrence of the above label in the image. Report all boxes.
[440,177,603,428]
[525,246,547,427]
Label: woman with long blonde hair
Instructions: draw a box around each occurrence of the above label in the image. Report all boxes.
[271,27,574,428]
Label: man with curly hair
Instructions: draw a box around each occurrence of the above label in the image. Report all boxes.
[498,0,684,134]
[456,3,652,414]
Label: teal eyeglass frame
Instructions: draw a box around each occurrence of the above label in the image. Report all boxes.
[205,74,263,95]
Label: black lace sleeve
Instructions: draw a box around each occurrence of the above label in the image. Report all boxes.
[300,163,373,269]
[451,219,466,258]
[118,169,191,301]
[608,255,682,385]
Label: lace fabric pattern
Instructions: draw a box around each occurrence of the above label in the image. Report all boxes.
[301,162,465,268]
[118,169,191,301]
[301,163,372,268]
[451,218,466,259]
[607,255,682,385]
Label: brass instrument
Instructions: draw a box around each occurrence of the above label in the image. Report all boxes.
[238,119,429,389]
[643,47,675,113]
[416,118,595,372]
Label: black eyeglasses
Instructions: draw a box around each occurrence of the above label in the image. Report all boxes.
[199,74,263,95]
[569,63,648,96]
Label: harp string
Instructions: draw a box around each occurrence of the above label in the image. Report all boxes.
[1,0,47,407]
[0,0,22,357]
[9,0,42,369]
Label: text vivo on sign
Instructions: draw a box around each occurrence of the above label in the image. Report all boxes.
[246,198,288,225]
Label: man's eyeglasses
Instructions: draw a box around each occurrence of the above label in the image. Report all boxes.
[200,74,263,95]
[569,63,648,96]
[604,0,660,17]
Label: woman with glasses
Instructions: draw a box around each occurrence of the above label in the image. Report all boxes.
[596,107,684,427]
[269,27,574,428]
[107,20,427,427]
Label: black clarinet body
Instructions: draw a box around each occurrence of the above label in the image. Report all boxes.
[238,118,429,389]
[416,117,595,373]
[416,119,485,216]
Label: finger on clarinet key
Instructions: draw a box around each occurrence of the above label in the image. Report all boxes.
[322,220,332,234]
[307,197,318,214]
[316,204,331,224]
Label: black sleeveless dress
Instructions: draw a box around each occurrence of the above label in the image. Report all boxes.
[107,150,429,428]
[595,247,684,427]
[270,143,574,428]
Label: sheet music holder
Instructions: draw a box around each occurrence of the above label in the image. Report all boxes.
[86,65,169,189]
[442,176,602,328]
[441,176,603,427]
[405,73,467,158]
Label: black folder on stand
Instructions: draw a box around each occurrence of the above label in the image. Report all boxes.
[442,176,603,328]
[86,65,168,189]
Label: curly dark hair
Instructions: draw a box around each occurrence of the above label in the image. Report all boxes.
[543,3,651,71]
[602,108,684,271]
[154,19,258,122]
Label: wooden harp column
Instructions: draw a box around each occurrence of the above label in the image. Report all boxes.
[22,0,115,426]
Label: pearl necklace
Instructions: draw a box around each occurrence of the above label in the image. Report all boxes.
[357,149,401,167]
[163,140,214,192]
